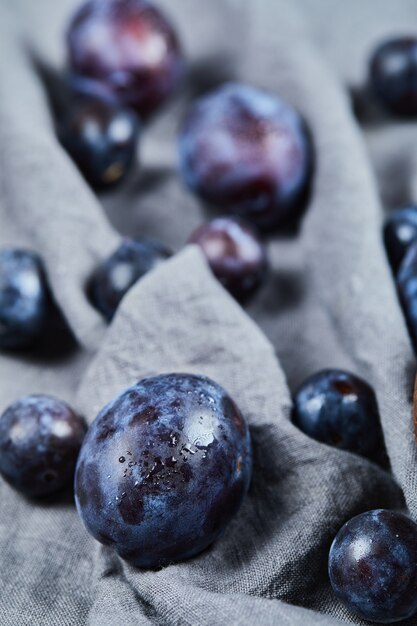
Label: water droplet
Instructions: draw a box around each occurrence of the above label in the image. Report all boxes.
[107,474,111,479]
[134,481,139,487]
[119,456,126,463]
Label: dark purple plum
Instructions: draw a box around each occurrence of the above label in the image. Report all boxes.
[293,369,387,465]
[74,373,252,568]
[60,99,140,191]
[0,395,86,497]
[88,237,172,321]
[188,217,268,302]
[67,0,184,118]
[370,38,417,116]
[396,240,417,353]
[384,206,417,274]
[329,509,417,623]
[0,250,53,350]
[178,83,313,232]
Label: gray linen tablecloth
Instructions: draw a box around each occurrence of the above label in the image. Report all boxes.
[1,0,417,624]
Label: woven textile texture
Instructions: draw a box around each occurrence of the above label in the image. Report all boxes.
[1,0,417,624]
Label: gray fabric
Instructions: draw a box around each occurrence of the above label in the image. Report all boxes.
[0,0,416,624]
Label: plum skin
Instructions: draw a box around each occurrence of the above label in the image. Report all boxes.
[370,38,417,117]
[67,0,185,118]
[396,240,417,353]
[292,369,386,465]
[188,217,268,302]
[0,249,53,350]
[88,238,172,321]
[384,206,417,275]
[329,509,417,623]
[178,83,313,232]
[0,395,86,497]
[60,99,140,191]
[75,373,252,568]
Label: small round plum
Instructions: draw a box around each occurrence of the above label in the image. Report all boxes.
[293,369,386,465]
[329,509,417,623]
[384,206,417,275]
[188,217,268,302]
[0,250,53,350]
[74,373,252,568]
[370,38,417,116]
[60,99,140,190]
[67,0,184,118]
[88,238,172,321]
[178,83,313,232]
[0,395,86,497]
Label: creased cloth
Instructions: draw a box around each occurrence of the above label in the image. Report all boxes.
[0,0,416,624]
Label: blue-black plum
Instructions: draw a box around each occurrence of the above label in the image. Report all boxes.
[74,373,252,568]
[178,83,313,232]
[188,217,268,302]
[329,509,417,623]
[293,369,386,465]
[67,0,184,118]
[88,238,172,321]
[397,240,417,353]
[0,249,53,350]
[370,38,417,116]
[384,206,417,274]
[60,99,140,190]
[0,395,86,497]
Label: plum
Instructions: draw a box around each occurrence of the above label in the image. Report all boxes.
[178,83,313,232]
[0,250,54,350]
[384,206,417,276]
[188,217,268,302]
[60,99,140,190]
[370,38,417,116]
[75,373,252,567]
[67,0,184,118]
[88,238,172,321]
[0,395,86,497]
[293,369,387,466]
[329,509,417,622]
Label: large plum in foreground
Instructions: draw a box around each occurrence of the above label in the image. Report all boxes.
[67,0,184,118]
[178,83,313,232]
[75,373,252,568]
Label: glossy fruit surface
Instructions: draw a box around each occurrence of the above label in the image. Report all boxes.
[60,99,139,190]
[178,83,313,232]
[370,38,417,116]
[384,206,417,274]
[88,238,172,321]
[329,509,417,623]
[293,369,386,465]
[397,241,417,352]
[189,217,268,302]
[0,395,86,497]
[67,0,184,118]
[0,249,52,350]
[75,373,252,568]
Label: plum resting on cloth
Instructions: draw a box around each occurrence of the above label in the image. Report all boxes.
[75,373,252,568]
